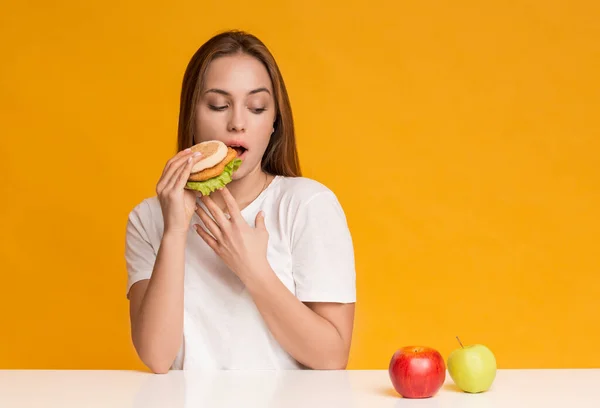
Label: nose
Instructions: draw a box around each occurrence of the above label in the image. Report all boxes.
[227,107,246,133]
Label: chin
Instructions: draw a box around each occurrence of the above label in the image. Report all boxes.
[231,165,249,180]
[232,160,261,181]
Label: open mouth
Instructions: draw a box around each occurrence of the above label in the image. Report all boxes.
[229,144,248,157]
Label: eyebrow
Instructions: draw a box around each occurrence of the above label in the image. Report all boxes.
[204,87,271,96]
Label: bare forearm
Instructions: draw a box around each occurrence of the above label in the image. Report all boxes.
[243,266,349,370]
[132,231,186,372]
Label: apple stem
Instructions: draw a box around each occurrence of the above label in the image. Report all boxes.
[456,336,464,348]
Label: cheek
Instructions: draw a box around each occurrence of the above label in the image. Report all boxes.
[194,109,221,140]
[251,113,275,139]
[250,121,274,154]
[236,119,274,174]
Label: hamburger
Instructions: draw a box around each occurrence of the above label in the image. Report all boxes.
[185,140,242,195]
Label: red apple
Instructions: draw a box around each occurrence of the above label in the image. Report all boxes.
[388,346,446,398]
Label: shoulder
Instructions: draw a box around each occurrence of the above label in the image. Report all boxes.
[128,196,161,220]
[271,177,353,253]
[126,196,163,236]
[274,176,338,202]
[270,176,347,221]
[270,176,344,212]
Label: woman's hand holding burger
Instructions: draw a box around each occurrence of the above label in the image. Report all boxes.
[156,148,203,236]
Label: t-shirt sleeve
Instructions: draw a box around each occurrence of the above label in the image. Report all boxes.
[291,191,356,303]
[125,201,157,298]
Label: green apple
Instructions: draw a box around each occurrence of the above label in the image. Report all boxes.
[447,338,497,393]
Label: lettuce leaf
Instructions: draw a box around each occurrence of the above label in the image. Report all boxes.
[185,158,242,196]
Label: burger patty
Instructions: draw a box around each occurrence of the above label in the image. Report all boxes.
[188,147,238,182]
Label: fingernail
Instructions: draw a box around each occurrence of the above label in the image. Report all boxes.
[187,157,192,163]
[193,152,202,157]
[184,148,191,152]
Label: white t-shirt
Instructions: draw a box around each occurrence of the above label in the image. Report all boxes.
[124,175,356,370]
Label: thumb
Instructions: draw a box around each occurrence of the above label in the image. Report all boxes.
[255,210,266,230]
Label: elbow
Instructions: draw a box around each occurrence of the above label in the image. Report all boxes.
[134,342,175,374]
[310,351,349,370]
[147,361,171,374]
[312,359,348,370]
[142,352,174,374]
[320,362,347,370]
[304,338,351,370]
[322,357,348,370]
[132,333,177,374]
[141,357,172,374]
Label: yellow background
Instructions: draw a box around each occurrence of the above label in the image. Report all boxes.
[1,0,599,370]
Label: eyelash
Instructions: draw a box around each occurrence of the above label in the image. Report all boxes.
[208,105,267,114]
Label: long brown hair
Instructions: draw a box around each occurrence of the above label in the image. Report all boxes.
[177,30,301,177]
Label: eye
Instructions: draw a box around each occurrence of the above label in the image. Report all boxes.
[209,105,228,111]
[251,107,267,114]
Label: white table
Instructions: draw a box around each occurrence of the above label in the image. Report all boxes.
[1,369,598,407]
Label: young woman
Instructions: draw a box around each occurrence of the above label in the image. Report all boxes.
[125,30,356,373]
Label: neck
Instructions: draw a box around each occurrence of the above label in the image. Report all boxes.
[222,164,268,209]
